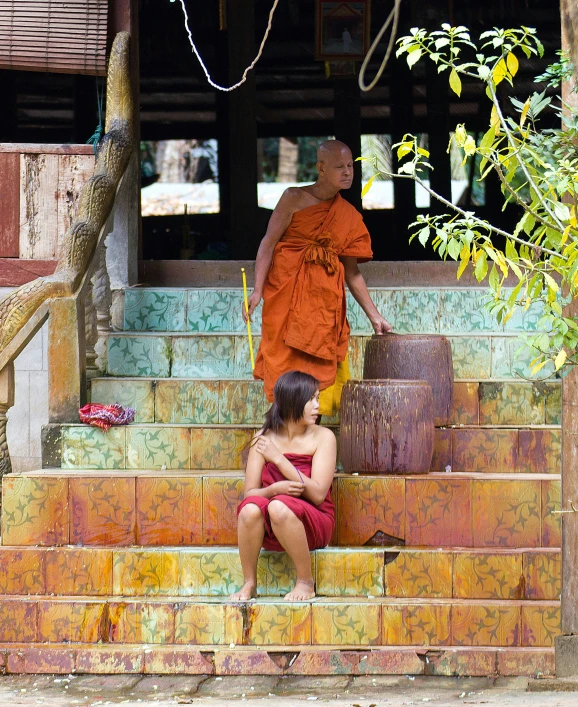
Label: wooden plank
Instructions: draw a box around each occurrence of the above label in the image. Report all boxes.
[0,144,94,155]
[0,153,20,257]
[57,153,95,255]
[19,153,59,259]
[0,258,56,286]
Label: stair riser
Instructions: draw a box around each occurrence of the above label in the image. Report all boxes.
[0,547,560,600]
[90,379,561,427]
[122,288,544,336]
[107,333,556,380]
[0,598,560,647]
[2,475,561,549]
[56,424,561,474]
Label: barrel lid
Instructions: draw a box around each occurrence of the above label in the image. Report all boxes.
[347,378,432,387]
[369,333,449,342]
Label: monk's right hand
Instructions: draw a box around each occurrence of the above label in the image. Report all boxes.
[242,291,262,323]
[275,480,305,497]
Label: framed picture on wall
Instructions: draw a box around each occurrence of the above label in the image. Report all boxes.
[315,1,371,61]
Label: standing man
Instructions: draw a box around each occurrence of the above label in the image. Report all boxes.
[244,139,393,417]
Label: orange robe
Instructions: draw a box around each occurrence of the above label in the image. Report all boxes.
[254,193,373,402]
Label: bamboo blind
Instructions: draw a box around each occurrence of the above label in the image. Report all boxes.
[0,0,109,75]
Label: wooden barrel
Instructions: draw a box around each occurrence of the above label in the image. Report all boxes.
[363,334,454,426]
[340,380,434,474]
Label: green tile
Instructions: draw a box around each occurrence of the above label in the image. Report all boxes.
[124,289,187,331]
[440,290,494,333]
[91,379,154,423]
[219,380,268,424]
[502,296,546,332]
[62,426,126,469]
[491,337,555,379]
[545,383,562,425]
[179,549,243,596]
[108,336,171,377]
[172,336,235,378]
[345,294,371,334]
[155,380,219,423]
[375,290,440,334]
[234,335,262,378]
[479,382,545,425]
[315,548,384,597]
[187,289,262,333]
[449,337,491,379]
[126,427,191,470]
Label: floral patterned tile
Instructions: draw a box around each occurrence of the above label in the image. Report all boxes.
[124,289,187,332]
[491,337,555,379]
[257,551,311,597]
[517,430,561,475]
[136,477,203,545]
[155,380,220,424]
[451,429,518,473]
[112,550,180,596]
[390,290,440,334]
[219,381,269,424]
[337,477,405,547]
[439,291,495,333]
[0,549,45,594]
[108,601,174,644]
[312,602,380,645]
[174,603,243,645]
[522,604,561,647]
[203,476,244,545]
[315,548,384,597]
[126,427,191,470]
[45,548,113,596]
[382,602,451,646]
[450,382,479,426]
[545,384,562,425]
[91,379,154,423]
[235,335,262,378]
[478,383,545,425]
[345,295,369,334]
[247,602,311,645]
[191,428,252,470]
[37,600,105,643]
[2,476,68,546]
[542,480,561,548]
[348,336,369,379]
[472,480,541,548]
[0,599,37,641]
[449,337,491,379]
[503,297,546,332]
[431,429,452,472]
[107,335,171,377]
[384,550,452,598]
[187,289,262,333]
[453,552,523,599]
[451,602,521,646]
[62,426,126,469]
[180,549,243,596]
[69,477,136,546]
[172,336,236,378]
[523,551,561,600]
[406,479,472,547]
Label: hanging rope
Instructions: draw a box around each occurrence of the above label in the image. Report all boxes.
[175,0,280,92]
[86,76,105,154]
[358,0,403,92]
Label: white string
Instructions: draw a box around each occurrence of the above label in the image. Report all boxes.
[177,0,281,92]
[358,0,403,92]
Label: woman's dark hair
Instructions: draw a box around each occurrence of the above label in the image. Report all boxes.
[261,370,319,435]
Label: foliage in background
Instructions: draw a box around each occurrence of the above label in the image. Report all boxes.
[364,25,578,377]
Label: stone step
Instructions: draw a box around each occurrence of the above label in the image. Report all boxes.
[2,471,561,549]
[0,643,555,677]
[0,546,560,601]
[121,287,544,336]
[53,422,561,475]
[106,332,555,380]
[0,595,560,648]
[90,378,561,427]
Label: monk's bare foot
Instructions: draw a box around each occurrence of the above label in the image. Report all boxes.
[230,581,257,601]
[284,579,315,601]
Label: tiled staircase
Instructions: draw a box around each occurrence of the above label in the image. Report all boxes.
[0,284,561,677]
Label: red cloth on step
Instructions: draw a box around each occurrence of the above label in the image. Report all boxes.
[79,403,135,432]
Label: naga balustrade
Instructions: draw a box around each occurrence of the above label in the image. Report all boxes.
[0,31,135,478]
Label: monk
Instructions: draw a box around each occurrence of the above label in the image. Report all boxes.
[244,139,393,416]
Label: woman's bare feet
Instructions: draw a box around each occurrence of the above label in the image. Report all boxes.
[230,580,257,601]
[284,578,315,601]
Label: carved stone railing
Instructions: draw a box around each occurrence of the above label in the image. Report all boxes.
[0,31,134,477]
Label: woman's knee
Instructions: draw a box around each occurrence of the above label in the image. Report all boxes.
[238,502,264,527]
[268,499,295,525]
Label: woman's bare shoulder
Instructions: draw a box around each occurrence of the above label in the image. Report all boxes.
[312,425,337,446]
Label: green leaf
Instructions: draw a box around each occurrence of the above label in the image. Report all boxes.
[449,68,462,96]
[407,48,422,68]
[361,174,376,198]
[477,65,491,80]
[544,272,559,294]
[447,238,461,260]
[489,263,500,291]
[474,252,488,281]
[418,227,431,246]
[505,238,518,263]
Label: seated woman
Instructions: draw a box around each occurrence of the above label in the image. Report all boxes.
[230,370,337,602]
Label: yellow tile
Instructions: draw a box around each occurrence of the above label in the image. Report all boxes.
[452,602,520,646]
[453,553,523,599]
[316,549,384,597]
[312,603,380,645]
[174,603,243,645]
[382,603,451,646]
[247,603,311,645]
[112,550,180,596]
[384,551,452,598]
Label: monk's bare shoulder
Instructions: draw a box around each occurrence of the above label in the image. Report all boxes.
[276,186,315,214]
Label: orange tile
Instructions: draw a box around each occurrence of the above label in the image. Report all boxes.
[2,476,68,546]
[203,476,244,545]
[136,477,203,545]
[517,430,561,474]
[37,600,105,642]
[248,603,312,645]
[0,549,44,594]
[523,552,561,600]
[473,481,541,548]
[522,605,561,647]
[69,477,136,545]
[112,550,180,596]
[453,552,523,599]
[174,603,243,645]
[452,429,518,473]
[452,602,520,646]
[384,551,452,598]
[0,599,37,641]
[450,382,479,425]
[45,548,113,596]
[406,479,472,546]
[337,477,405,546]
[382,603,451,645]
[542,480,561,548]
[431,429,452,472]
[312,603,379,645]
[108,602,174,644]
[190,428,252,469]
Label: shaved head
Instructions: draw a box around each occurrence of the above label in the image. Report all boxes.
[317,139,352,162]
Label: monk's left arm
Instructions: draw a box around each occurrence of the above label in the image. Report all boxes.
[341,256,393,334]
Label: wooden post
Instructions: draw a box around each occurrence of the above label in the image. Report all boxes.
[333,75,362,211]
[0,362,14,480]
